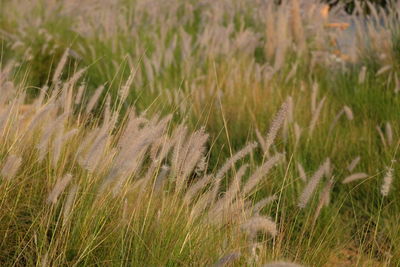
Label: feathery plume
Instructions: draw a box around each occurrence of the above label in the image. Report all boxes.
[395,73,400,94]
[358,66,367,84]
[34,85,49,108]
[215,142,257,181]
[385,122,393,146]
[311,82,318,113]
[263,100,289,157]
[47,173,73,204]
[342,173,369,184]
[25,103,56,134]
[1,154,22,180]
[37,113,68,161]
[189,189,214,221]
[120,67,136,103]
[312,178,334,225]
[184,175,212,204]
[298,158,330,208]
[224,164,248,200]
[241,215,277,238]
[52,48,69,84]
[75,83,85,105]
[242,153,282,195]
[321,177,333,207]
[343,106,354,121]
[52,128,78,167]
[177,129,209,191]
[66,67,87,86]
[252,195,277,215]
[86,85,105,114]
[255,128,267,152]
[154,165,169,192]
[381,167,393,196]
[211,164,249,216]
[62,184,78,225]
[78,132,108,172]
[347,156,361,172]
[376,65,391,76]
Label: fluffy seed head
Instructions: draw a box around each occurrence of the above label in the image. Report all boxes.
[298,158,330,208]
[343,106,354,121]
[342,173,369,184]
[381,167,393,197]
[263,100,289,157]
[1,154,22,180]
[241,215,277,238]
[347,156,361,172]
[47,173,73,204]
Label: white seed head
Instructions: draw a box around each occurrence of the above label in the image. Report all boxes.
[1,154,22,180]
[342,173,369,184]
[381,167,393,197]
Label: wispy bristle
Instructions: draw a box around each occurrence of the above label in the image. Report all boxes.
[62,184,78,225]
[252,195,277,215]
[86,85,105,114]
[311,82,318,113]
[120,67,136,102]
[47,173,73,204]
[343,106,354,121]
[75,83,85,105]
[298,158,330,208]
[52,48,69,84]
[215,142,257,181]
[242,153,282,195]
[381,167,393,197]
[313,178,334,224]
[1,154,22,180]
[347,156,361,172]
[385,122,393,146]
[342,173,369,184]
[255,128,267,152]
[241,215,277,238]
[263,100,289,157]
[154,165,169,192]
[358,66,367,83]
[184,175,212,205]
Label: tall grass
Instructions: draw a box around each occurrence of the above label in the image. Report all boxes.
[1,0,400,265]
[0,63,299,265]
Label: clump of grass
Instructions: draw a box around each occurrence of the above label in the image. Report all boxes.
[0,62,293,265]
[1,0,400,265]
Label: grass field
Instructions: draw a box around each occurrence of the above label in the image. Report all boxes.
[0,0,400,266]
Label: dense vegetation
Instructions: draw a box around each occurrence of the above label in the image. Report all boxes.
[0,0,399,266]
